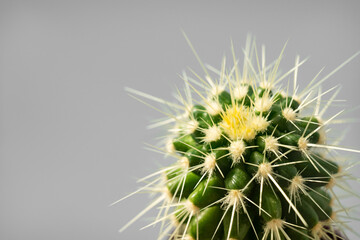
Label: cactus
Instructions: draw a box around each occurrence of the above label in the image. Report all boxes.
[115,36,360,240]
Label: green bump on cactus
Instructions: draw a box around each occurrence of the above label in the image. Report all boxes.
[188,205,224,240]
[188,174,225,209]
[116,37,360,240]
[167,170,201,199]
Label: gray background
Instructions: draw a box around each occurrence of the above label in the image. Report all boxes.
[1,1,360,239]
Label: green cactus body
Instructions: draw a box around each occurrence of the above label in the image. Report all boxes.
[118,37,360,240]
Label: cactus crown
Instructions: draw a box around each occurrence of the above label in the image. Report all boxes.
[117,37,360,240]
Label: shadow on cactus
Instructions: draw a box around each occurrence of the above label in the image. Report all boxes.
[113,35,360,240]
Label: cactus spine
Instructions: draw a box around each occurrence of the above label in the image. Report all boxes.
[117,37,360,240]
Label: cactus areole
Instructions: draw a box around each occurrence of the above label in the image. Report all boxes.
[117,37,359,240]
